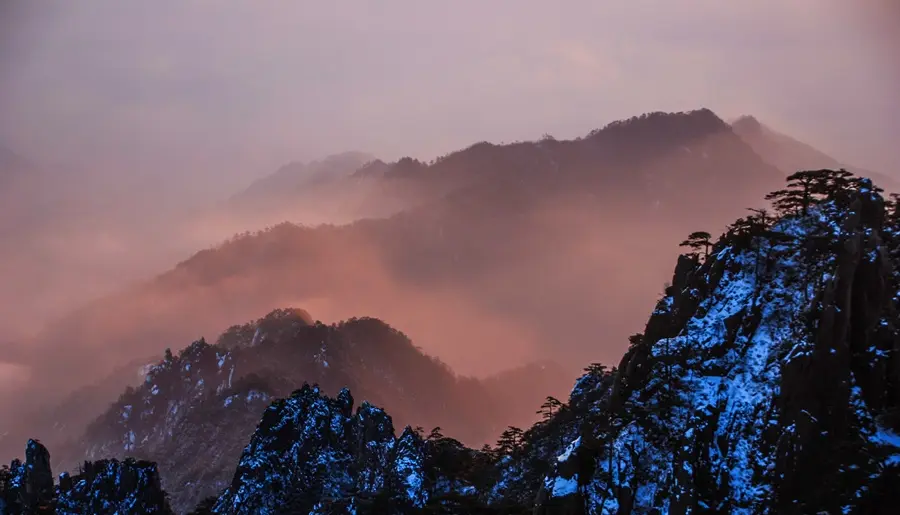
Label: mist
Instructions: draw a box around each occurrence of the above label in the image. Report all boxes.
[1,0,896,334]
[0,0,898,478]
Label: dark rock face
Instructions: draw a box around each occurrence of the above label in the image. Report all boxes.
[0,440,55,514]
[56,459,172,515]
[533,174,900,513]
[214,384,427,514]
[23,440,54,511]
[0,440,172,515]
[72,311,550,512]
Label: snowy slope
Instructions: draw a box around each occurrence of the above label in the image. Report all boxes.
[539,174,900,514]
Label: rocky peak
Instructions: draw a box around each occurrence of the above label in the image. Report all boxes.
[24,440,53,510]
[731,115,763,134]
[1,440,172,515]
[588,108,732,148]
[215,384,410,514]
[65,311,553,512]
[57,458,172,515]
[536,170,900,513]
[0,439,54,513]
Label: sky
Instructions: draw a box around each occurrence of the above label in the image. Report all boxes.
[0,0,898,198]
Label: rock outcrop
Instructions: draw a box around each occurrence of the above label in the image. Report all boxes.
[0,440,172,515]
[214,385,428,514]
[535,172,900,513]
[56,459,172,515]
[74,312,520,512]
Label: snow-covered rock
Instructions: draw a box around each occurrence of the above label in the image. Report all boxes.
[534,172,900,514]
[215,385,427,514]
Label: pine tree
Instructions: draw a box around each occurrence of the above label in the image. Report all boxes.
[766,170,819,216]
[536,396,565,421]
[584,363,608,376]
[728,208,777,275]
[679,231,712,259]
[495,426,525,456]
[766,169,878,216]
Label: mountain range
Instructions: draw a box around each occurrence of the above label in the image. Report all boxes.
[7,109,782,378]
[2,309,571,512]
[2,168,898,513]
[3,108,897,481]
[731,115,899,193]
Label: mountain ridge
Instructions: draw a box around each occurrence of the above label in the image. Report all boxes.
[15,310,568,512]
[16,108,782,378]
[731,114,899,192]
[3,168,900,513]
[0,109,795,471]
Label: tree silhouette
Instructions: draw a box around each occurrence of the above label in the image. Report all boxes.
[766,169,877,216]
[536,396,565,421]
[728,208,777,274]
[495,426,525,456]
[766,170,820,216]
[627,333,644,350]
[427,427,444,441]
[583,362,608,376]
[679,231,712,258]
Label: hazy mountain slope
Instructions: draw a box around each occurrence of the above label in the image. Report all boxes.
[51,309,563,513]
[1,109,785,472]
[14,109,783,386]
[209,169,898,513]
[732,115,899,192]
[0,111,788,473]
[4,170,898,513]
[237,152,375,201]
[210,151,393,227]
[0,146,213,345]
[181,153,436,281]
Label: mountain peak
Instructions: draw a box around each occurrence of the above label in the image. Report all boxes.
[732,114,764,133]
[586,108,732,148]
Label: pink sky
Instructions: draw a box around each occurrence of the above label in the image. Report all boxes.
[0,0,897,197]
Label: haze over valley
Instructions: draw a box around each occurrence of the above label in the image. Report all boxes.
[0,2,898,513]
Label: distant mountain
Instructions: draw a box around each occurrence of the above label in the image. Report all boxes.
[7,170,897,513]
[732,115,899,192]
[31,310,569,513]
[191,151,410,235]
[2,110,792,477]
[0,146,209,343]
[236,151,375,202]
[481,361,572,432]
[11,109,786,401]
